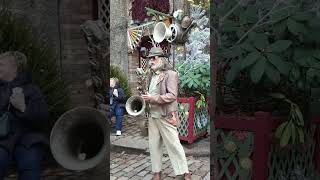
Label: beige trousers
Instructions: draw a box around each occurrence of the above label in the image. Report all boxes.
[148,117,189,175]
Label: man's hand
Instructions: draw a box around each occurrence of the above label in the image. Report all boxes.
[113,89,118,97]
[10,87,26,112]
[142,93,152,102]
[167,112,178,126]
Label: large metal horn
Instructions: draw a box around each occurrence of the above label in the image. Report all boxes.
[125,95,146,116]
[50,106,108,171]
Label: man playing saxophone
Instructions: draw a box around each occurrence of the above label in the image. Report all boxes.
[141,47,191,180]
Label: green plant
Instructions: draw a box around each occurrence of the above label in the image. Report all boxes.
[110,65,132,99]
[195,91,207,109]
[0,5,70,122]
[214,0,320,87]
[213,0,320,138]
[177,62,210,97]
[215,0,320,87]
[271,93,304,147]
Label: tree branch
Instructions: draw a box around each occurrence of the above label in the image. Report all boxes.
[235,0,284,44]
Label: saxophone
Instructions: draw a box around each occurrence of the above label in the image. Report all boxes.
[125,67,150,136]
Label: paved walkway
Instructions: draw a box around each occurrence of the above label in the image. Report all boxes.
[110,115,210,156]
[110,115,210,179]
[110,151,210,180]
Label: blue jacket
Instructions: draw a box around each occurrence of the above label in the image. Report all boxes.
[0,71,49,152]
[109,85,126,110]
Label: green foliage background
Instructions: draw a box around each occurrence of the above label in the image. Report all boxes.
[177,62,210,98]
[214,0,320,113]
[213,0,320,147]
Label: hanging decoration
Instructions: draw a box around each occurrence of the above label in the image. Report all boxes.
[127,28,143,50]
[127,22,155,52]
[131,0,170,23]
[151,7,198,44]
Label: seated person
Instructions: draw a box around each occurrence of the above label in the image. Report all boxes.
[109,77,126,136]
[0,51,49,180]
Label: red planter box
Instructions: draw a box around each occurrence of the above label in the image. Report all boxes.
[214,112,320,180]
[177,97,208,144]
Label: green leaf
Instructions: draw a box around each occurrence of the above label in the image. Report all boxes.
[298,127,304,143]
[292,12,312,22]
[188,80,194,88]
[226,60,242,84]
[219,47,242,58]
[275,122,288,138]
[294,106,304,126]
[294,48,310,60]
[273,21,287,38]
[249,32,269,50]
[306,57,320,68]
[265,62,280,84]
[291,123,296,144]
[239,168,250,180]
[270,93,286,99]
[241,51,261,69]
[266,53,289,76]
[223,19,238,32]
[250,56,266,83]
[241,41,256,52]
[193,83,198,88]
[240,5,258,24]
[194,74,201,79]
[280,122,291,147]
[307,69,320,80]
[194,78,200,85]
[270,7,291,22]
[287,18,306,35]
[236,28,246,39]
[313,50,320,60]
[181,80,187,88]
[266,40,292,53]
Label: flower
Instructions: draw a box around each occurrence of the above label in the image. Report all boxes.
[240,158,252,170]
[224,141,237,153]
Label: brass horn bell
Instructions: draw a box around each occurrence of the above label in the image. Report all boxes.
[50,106,108,171]
[125,95,146,116]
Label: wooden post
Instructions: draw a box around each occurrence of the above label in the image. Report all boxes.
[252,112,272,180]
[188,97,196,144]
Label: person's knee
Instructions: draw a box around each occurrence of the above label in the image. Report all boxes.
[115,107,124,116]
[15,145,42,171]
[0,147,10,169]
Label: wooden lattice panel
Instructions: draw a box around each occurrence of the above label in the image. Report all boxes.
[268,126,317,179]
[216,130,254,180]
[98,0,109,28]
[177,102,190,137]
[193,108,209,136]
[140,58,148,71]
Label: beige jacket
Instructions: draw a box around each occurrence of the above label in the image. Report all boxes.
[147,70,179,118]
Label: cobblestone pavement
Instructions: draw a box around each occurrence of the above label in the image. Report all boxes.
[110,115,210,156]
[111,115,148,141]
[110,151,210,180]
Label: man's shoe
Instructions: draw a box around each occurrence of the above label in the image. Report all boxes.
[116,130,121,136]
[152,172,161,180]
[184,172,192,180]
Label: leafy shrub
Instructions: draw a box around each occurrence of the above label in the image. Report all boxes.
[177,61,210,97]
[214,0,320,106]
[213,0,320,146]
[0,6,70,124]
[110,65,132,99]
